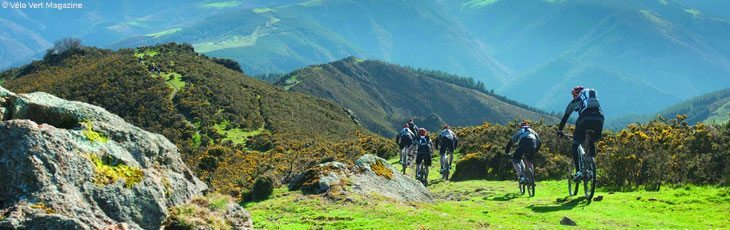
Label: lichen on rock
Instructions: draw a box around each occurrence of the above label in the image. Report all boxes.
[0,86,252,229]
[289,154,433,203]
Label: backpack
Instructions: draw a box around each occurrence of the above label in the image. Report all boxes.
[417,136,431,152]
[399,129,413,140]
[439,130,454,141]
[579,89,600,114]
[516,127,537,143]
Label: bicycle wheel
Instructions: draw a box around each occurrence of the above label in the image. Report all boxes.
[422,167,429,186]
[442,154,450,180]
[567,171,579,196]
[583,158,596,199]
[401,148,408,174]
[519,180,526,195]
[526,167,535,197]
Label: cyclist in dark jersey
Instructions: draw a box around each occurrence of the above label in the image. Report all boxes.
[505,121,541,183]
[557,86,605,180]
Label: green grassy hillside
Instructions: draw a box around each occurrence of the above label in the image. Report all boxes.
[658,87,730,124]
[608,87,730,129]
[0,43,395,196]
[244,151,730,228]
[275,57,557,136]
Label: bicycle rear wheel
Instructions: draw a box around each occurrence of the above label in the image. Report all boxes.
[526,167,535,197]
[583,159,596,199]
[401,148,408,174]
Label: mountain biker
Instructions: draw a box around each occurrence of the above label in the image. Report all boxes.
[407,118,419,137]
[505,121,541,184]
[396,124,415,149]
[557,86,604,180]
[415,128,433,183]
[436,125,458,178]
[396,124,415,166]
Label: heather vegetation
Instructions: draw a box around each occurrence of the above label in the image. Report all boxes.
[0,43,393,198]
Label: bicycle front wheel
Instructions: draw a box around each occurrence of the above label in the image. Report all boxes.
[526,167,535,197]
[567,172,579,196]
[584,159,596,199]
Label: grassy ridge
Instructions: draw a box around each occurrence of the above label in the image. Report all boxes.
[276,57,557,136]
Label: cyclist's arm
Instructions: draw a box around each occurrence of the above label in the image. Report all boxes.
[535,132,542,152]
[558,99,580,131]
[505,139,514,154]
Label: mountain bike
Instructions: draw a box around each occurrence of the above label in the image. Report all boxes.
[439,148,453,180]
[561,131,597,200]
[507,153,536,197]
[400,145,415,174]
[416,160,429,187]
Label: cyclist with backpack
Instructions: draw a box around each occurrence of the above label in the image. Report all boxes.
[407,118,419,136]
[415,128,433,186]
[505,121,541,184]
[436,125,458,180]
[395,124,416,172]
[557,86,605,181]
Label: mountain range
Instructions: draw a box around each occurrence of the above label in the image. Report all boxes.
[2,0,730,121]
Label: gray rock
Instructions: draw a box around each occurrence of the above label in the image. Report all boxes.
[0,86,251,229]
[560,216,577,226]
[289,154,433,203]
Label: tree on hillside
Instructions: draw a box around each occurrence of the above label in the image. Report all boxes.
[50,38,82,55]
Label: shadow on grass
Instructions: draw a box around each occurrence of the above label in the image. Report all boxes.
[529,196,588,213]
[490,193,521,201]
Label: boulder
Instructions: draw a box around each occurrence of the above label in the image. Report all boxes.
[0,86,251,229]
[289,154,433,203]
[560,216,577,226]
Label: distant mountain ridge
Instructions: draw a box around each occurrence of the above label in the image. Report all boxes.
[658,87,730,124]
[275,57,557,136]
[607,87,730,129]
[3,0,730,121]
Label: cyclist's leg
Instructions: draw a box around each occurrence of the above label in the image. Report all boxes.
[415,152,424,178]
[400,146,406,164]
[448,146,454,168]
[573,119,588,174]
[512,148,524,179]
[587,117,604,159]
[439,146,447,172]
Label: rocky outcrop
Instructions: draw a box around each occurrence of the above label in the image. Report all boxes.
[289,154,433,203]
[0,86,251,229]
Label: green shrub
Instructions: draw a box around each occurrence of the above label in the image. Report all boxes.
[243,176,274,202]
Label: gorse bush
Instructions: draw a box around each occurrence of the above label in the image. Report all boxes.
[597,115,729,190]
[455,116,730,190]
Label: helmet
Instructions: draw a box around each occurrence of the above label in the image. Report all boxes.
[519,121,529,127]
[418,128,427,136]
[443,125,450,130]
[572,85,584,98]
